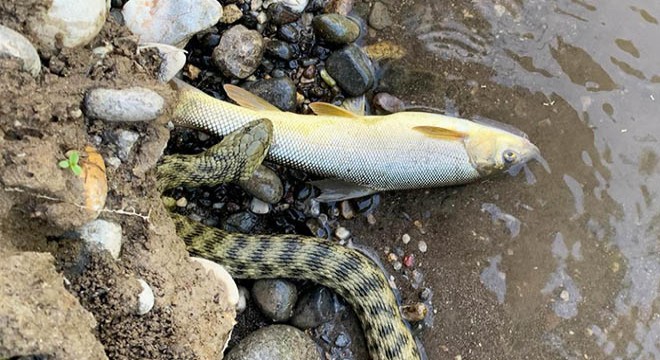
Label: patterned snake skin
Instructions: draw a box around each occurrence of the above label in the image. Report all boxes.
[157,119,422,360]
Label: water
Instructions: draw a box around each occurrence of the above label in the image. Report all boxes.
[353,0,660,358]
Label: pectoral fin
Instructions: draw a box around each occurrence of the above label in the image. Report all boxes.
[309,102,360,118]
[310,179,378,202]
[224,84,282,112]
[412,126,467,141]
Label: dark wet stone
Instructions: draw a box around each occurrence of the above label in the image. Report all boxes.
[303,198,321,218]
[223,212,258,233]
[226,325,321,360]
[109,8,124,25]
[213,25,264,79]
[291,286,336,329]
[325,44,375,96]
[243,77,297,112]
[266,39,294,60]
[252,279,298,322]
[368,2,393,30]
[355,194,380,213]
[238,165,284,204]
[201,32,221,49]
[312,14,360,45]
[278,23,302,43]
[272,68,287,78]
[268,3,301,25]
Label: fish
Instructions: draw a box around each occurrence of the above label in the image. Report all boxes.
[171,79,548,201]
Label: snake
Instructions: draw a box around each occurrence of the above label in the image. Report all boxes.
[156,119,422,360]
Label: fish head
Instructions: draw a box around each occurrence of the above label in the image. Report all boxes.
[466,126,548,176]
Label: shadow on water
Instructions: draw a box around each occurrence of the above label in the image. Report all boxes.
[353,0,660,358]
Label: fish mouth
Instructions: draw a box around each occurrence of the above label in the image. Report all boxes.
[506,144,551,177]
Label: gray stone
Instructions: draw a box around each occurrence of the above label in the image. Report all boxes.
[213,25,265,79]
[266,39,294,60]
[33,0,107,49]
[291,286,336,329]
[139,43,187,82]
[115,129,140,161]
[223,212,258,233]
[136,279,155,315]
[84,87,165,122]
[0,25,40,77]
[225,325,321,360]
[239,165,284,204]
[267,3,301,25]
[252,279,298,322]
[250,198,271,214]
[312,14,360,45]
[368,2,393,30]
[79,219,122,259]
[243,78,297,112]
[326,44,375,96]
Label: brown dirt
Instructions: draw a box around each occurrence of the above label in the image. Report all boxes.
[0,3,235,360]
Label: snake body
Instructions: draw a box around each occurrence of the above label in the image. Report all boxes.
[157,120,421,360]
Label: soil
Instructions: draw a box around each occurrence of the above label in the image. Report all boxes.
[0,3,234,359]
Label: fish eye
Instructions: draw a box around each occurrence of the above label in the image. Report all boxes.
[503,150,518,163]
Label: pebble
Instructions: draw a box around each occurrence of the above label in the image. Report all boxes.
[312,14,360,45]
[392,261,402,271]
[278,23,301,43]
[420,287,432,301]
[139,43,187,82]
[213,25,265,79]
[243,77,297,111]
[418,240,428,253]
[268,3,301,25]
[0,25,40,77]
[175,197,188,208]
[304,198,321,218]
[136,279,155,315]
[401,303,427,322]
[83,87,165,122]
[114,129,140,161]
[237,286,249,313]
[402,233,411,244]
[335,333,350,347]
[560,289,570,301]
[78,219,122,259]
[238,165,284,204]
[225,325,321,360]
[250,197,271,214]
[403,254,415,268]
[374,92,406,113]
[224,212,258,233]
[123,0,223,47]
[340,201,355,219]
[291,286,336,329]
[252,279,298,322]
[276,0,310,13]
[32,0,107,49]
[221,4,244,24]
[334,227,350,240]
[366,213,377,225]
[324,0,354,16]
[266,39,295,60]
[190,257,240,308]
[368,2,393,30]
[326,44,375,96]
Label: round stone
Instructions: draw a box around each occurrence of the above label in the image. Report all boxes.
[290,286,336,329]
[312,14,360,45]
[325,44,375,96]
[213,25,264,79]
[252,279,298,322]
[225,325,321,360]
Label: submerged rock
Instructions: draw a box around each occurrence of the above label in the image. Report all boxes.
[83,87,165,122]
[32,0,107,49]
[326,44,375,96]
[0,25,40,77]
[252,279,298,322]
[213,25,265,79]
[243,78,297,112]
[368,2,393,30]
[312,14,360,45]
[226,325,321,360]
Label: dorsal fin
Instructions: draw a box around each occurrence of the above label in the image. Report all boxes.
[309,102,359,118]
[412,126,467,140]
[223,84,281,112]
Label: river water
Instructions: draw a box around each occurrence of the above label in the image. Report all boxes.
[352,0,660,358]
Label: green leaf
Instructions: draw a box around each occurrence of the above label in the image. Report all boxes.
[69,151,80,165]
[58,160,70,168]
[71,164,83,176]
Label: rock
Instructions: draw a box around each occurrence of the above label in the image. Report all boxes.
[340,201,355,219]
[237,286,249,313]
[334,227,350,240]
[324,0,354,16]
[123,0,222,47]
[252,279,298,322]
[312,14,360,45]
[250,198,271,214]
[224,211,258,233]
[84,87,165,122]
[32,0,107,49]
[190,257,240,308]
[278,23,301,43]
[78,219,122,259]
[243,78,297,112]
[268,3,301,25]
[114,130,140,161]
[237,165,284,204]
[266,39,294,60]
[226,325,321,360]
[221,4,244,24]
[368,2,393,30]
[213,25,264,79]
[176,197,188,208]
[325,44,375,96]
[275,0,309,13]
[291,286,336,329]
[0,25,40,76]
[139,43,187,82]
[136,279,155,315]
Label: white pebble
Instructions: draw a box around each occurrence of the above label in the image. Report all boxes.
[418,240,428,253]
[136,279,155,315]
[237,286,249,313]
[190,257,240,308]
[335,227,351,240]
[79,219,122,259]
[250,197,270,214]
[367,213,377,225]
[176,197,188,208]
[84,87,165,122]
[269,0,309,13]
[560,289,570,301]
[392,261,402,271]
[123,0,223,48]
[0,25,40,76]
[32,0,107,49]
[139,43,187,82]
[402,233,411,244]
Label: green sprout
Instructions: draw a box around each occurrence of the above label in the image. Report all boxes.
[58,150,83,176]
